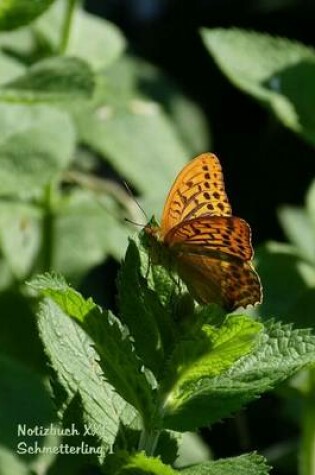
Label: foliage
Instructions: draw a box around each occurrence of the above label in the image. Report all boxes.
[0,0,208,291]
[26,233,315,473]
[202,28,315,148]
[0,2,315,475]
[202,27,315,475]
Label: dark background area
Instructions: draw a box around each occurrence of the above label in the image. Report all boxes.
[83,2,314,472]
[86,0,315,248]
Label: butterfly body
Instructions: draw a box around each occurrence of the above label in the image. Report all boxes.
[144,153,262,311]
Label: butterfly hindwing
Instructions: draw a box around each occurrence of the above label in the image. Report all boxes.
[177,252,262,311]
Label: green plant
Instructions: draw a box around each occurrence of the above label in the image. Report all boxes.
[202,27,315,475]
[255,180,315,475]
[1,2,315,474]
[26,232,315,474]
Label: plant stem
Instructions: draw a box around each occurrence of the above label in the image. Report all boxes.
[299,368,315,475]
[138,429,160,456]
[63,169,145,224]
[59,0,77,54]
[40,183,56,272]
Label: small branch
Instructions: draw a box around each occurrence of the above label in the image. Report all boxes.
[63,169,145,224]
[138,429,160,456]
[59,0,77,54]
[40,183,56,272]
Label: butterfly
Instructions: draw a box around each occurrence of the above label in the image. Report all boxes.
[144,152,262,311]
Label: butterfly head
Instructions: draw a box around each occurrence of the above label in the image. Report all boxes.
[142,216,176,269]
[143,216,163,240]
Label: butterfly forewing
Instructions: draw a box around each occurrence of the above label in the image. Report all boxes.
[160,153,232,236]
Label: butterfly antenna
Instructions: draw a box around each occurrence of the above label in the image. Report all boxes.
[124,217,145,227]
[123,180,148,222]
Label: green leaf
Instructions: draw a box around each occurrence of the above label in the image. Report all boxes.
[118,237,176,375]
[66,73,190,216]
[31,273,155,426]
[0,355,55,456]
[103,451,177,475]
[156,430,181,466]
[278,206,315,263]
[139,227,180,310]
[36,294,133,452]
[35,0,125,69]
[164,321,315,431]
[97,54,209,155]
[180,453,269,475]
[0,445,30,475]
[0,0,55,31]
[0,52,25,84]
[202,28,315,146]
[0,202,41,280]
[255,242,315,324]
[0,104,75,196]
[0,27,51,65]
[53,189,129,282]
[174,432,211,469]
[161,315,262,429]
[30,272,95,316]
[0,290,47,373]
[0,56,95,103]
[306,179,315,230]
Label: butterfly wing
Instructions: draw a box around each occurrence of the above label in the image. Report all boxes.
[177,253,262,310]
[165,216,253,261]
[160,153,232,236]
[146,152,262,310]
[165,215,262,310]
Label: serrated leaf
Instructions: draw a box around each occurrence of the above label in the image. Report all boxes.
[37,296,134,452]
[0,0,55,30]
[0,104,75,196]
[180,453,269,475]
[0,56,95,103]
[35,0,125,69]
[31,273,155,425]
[103,451,177,475]
[164,321,315,430]
[30,272,95,317]
[174,432,211,468]
[53,189,129,282]
[202,28,315,146]
[118,237,176,375]
[161,315,262,425]
[139,228,179,310]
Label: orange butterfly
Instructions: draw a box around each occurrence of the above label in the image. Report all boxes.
[144,153,262,311]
